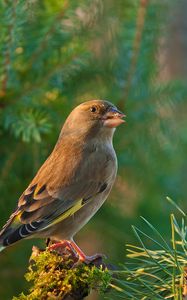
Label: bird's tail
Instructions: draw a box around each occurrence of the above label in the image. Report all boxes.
[0,211,21,252]
[0,228,8,252]
[0,226,12,252]
[0,244,5,252]
[0,209,43,252]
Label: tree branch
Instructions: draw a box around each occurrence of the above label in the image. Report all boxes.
[13,245,111,300]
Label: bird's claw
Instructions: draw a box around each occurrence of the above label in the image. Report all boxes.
[83,253,106,265]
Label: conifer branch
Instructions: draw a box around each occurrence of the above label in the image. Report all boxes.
[0,0,18,98]
[122,0,149,104]
[26,2,68,70]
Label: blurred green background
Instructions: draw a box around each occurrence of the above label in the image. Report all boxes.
[0,0,187,299]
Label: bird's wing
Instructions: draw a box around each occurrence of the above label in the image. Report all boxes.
[0,179,108,247]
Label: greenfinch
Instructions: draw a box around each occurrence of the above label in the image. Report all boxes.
[0,100,125,261]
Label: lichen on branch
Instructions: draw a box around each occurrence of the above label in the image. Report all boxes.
[13,246,111,300]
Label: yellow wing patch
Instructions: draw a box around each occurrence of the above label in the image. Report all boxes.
[43,199,83,230]
[13,213,21,224]
[8,212,22,228]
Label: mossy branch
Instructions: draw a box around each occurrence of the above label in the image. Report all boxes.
[13,246,111,300]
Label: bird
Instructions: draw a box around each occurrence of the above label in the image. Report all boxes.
[0,100,125,262]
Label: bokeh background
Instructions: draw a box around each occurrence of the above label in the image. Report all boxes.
[0,0,187,299]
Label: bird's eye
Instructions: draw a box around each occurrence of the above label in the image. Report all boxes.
[90,106,97,113]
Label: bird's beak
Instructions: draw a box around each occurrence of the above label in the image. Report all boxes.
[102,107,126,128]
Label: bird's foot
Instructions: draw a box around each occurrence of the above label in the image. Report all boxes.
[47,240,79,262]
[69,240,106,265]
[82,253,106,265]
[47,240,106,266]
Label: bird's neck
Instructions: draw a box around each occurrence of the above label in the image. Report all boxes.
[84,128,115,155]
[58,124,115,144]
[54,127,115,158]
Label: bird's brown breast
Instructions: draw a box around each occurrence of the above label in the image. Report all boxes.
[46,140,117,240]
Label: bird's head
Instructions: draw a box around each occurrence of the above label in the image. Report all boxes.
[61,100,125,141]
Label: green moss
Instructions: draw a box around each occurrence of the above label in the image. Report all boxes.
[13,249,111,300]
